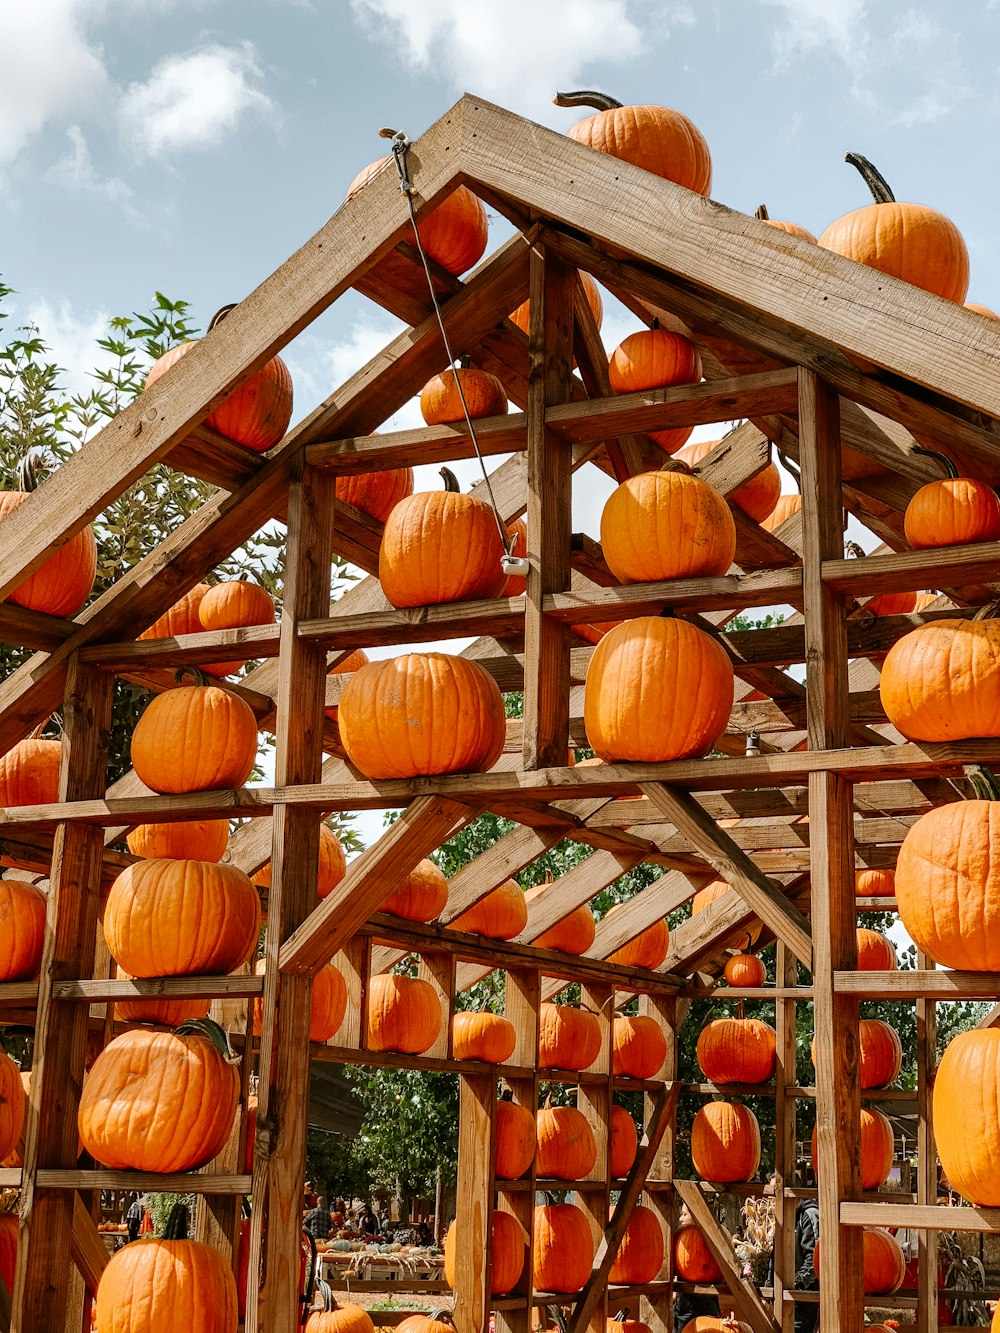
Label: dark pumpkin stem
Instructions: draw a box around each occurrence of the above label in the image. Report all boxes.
[658,606,676,619]
[973,601,1000,622]
[845,153,896,205]
[209,303,238,330]
[844,540,866,560]
[163,1202,190,1240]
[458,355,472,371]
[965,765,1000,801]
[16,451,47,494]
[553,90,623,111]
[776,448,802,493]
[175,1015,240,1064]
[738,998,745,1021]
[659,458,691,476]
[913,446,959,480]
[650,317,660,331]
[175,665,213,689]
[755,204,770,221]
[439,466,461,493]
[428,1311,456,1328]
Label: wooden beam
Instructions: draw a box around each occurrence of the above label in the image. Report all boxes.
[452,1075,498,1333]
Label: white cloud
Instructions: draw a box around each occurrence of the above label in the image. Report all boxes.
[44,125,134,205]
[762,0,868,66]
[119,42,274,158]
[349,0,649,112]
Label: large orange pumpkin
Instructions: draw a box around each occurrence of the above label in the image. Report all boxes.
[0,1053,26,1163]
[855,867,895,898]
[452,879,527,940]
[95,1201,238,1332]
[600,469,736,584]
[338,653,506,779]
[104,858,260,978]
[420,367,508,426]
[536,1098,598,1180]
[495,1097,535,1179]
[1,455,96,615]
[367,974,441,1055]
[451,1011,516,1064]
[79,1020,239,1172]
[881,618,1000,741]
[856,927,897,971]
[533,1202,595,1293]
[538,1003,601,1072]
[723,954,766,988]
[379,467,506,608]
[0,877,46,981]
[811,1106,893,1190]
[337,466,414,524]
[380,858,449,922]
[608,1205,664,1284]
[605,911,670,970]
[934,1027,1000,1204]
[126,819,230,863]
[818,154,969,304]
[696,1018,776,1085]
[585,616,734,762]
[0,736,62,807]
[607,327,702,453]
[813,1227,905,1295]
[613,1015,667,1079]
[252,822,346,902]
[253,960,347,1044]
[864,591,918,618]
[690,1101,761,1182]
[445,1210,524,1295]
[197,579,276,677]
[611,1104,638,1177]
[857,1018,904,1089]
[677,438,781,524]
[674,1225,722,1282]
[130,677,257,793]
[557,90,712,194]
[347,161,488,276]
[532,901,596,955]
[904,451,1000,549]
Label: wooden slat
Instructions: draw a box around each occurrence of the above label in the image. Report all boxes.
[916,952,937,1333]
[70,1193,110,1293]
[452,1074,497,1333]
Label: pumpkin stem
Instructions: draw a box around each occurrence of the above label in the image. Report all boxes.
[174,665,213,689]
[776,448,802,493]
[844,540,866,560]
[755,204,770,221]
[737,998,745,1020]
[16,451,47,494]
[964,765,1000,802]
[658,458,691,475]
[458,355,472,370]
[650,317,660,331]
[162,1202,190,1240]
[553,90,624,111]
[427,1311,456,1328]
[439,466,461,494]
[209,303,238,330]
[175,1015,241,1064]
[912,445,960,481]
[973,601,1000,622]
[845,153,896,205]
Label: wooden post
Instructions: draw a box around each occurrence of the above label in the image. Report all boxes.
[773,942,797,1333]
[333,936,372,1050]
[523,244,575,768]
[797,368,863,1331]
[577,983,613,1333]
[453,1074,498,1333]
[12,657,113,1333]
[246,458,336,1333]
[498,968,540,1333]
[640,994,675,1333]
[916,950,937,1333]
[418,952,456,1060]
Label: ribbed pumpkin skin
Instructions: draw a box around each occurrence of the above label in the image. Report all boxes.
[533,903,596,955]
[130,685,257,793]
[139,584,208,640]
[600,471,736,585]
[253,823,346,901]
[536,1103,598,1180]
[420,368,509,425]
[819,203,969,303]
[198,580,276,676]
[696,1018,776,1085]
[585,616,734,763]
[724,954,766,988]
[613,1015,668,1079]
[567,103,712,195]
[381,858,449,922]
[856,867,895,898]
[762,218,817,243]
[452,1012,517,1063]
[881,619,1000,741]
[495,1099,536,1179]
[609,329,700,454]
[104,859,260,978]
[445,1210,524,1295]
[608,1205,664,1284]
[339,654,506,779]
[0,1054,26,1163]
[893,801,1000,970]
[760,493,802,533]
[811,1107,894,1190]
[611,1105,638,1177]
[348,161,488,275]
[0,737,62,807]
[380,489,506,607]
[0,1214,16,1298]
[934,1028,1000,1204]
[0,491,97,615]
[857,927,897,971]
[95,1228,239,1332]
[865,590,917,617]
[690,1101,761,1182]
[367,974,441,1055]
[538,1003,602,1071]
[674,1225,722,1282]
[79,1026,239,1172]
[859,1019,903,1089]
[677,438,781,523]
[253,961,347,1044]
[0,878,46,980]
[533,1203,595,1293]
[452,879,527,939]
[146,340,293,452]
[904,477,1000,548]
[305,1306,375,1333]
[606,913,670,970]
[337,467,414,524]
[126,819,230,863]
[813,1227,905,1295]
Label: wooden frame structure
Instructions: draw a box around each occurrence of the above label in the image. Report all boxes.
[2,92,1000,1332]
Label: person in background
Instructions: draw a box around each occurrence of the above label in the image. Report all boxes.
[673,1204,721,1332]
[356,1204,378,1237]
[414,1221,434,1247]
[793,1168,820,1333]
[303,1197,334,1242]
[125,1194,143,1244]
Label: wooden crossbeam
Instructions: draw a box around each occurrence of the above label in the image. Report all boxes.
[665,877,809,979]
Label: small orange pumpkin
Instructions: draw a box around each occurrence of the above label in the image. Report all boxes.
[337,466,414,524]
[347,161,488,276]
[538,1003,601,1072]
[613,1014,667,1079]
[904,450,1000,549]
[305,1300,375,1333]
[367,974,441,1055]
[608,326,702,454]
[608,1204,664,1284]
[495,1096,536,1180]
[452,879,527,940]
[1,454,96,615]
[723,954,766,988]
[855,867,895,898]
[451,1011,516,1063]
[380,858,449,922]
[605,911,670,970]
[600,468,736,584]
[130,674,257,793]
[863,590,917,616]
[532,901,596,955]
[856,927,897,971]
[139,584,209,640]
[754,203,817,244]
[420,366,508,426]
[0,736,62,807]
[253,960,347,1044]
[557,89,712,194]
[674,1224,722,1282]
[696,1018,777,1085]
[197,580,276,677]
[678,438,781,524]
[126,819,230,862]
[690,1101,761,1182]
[0,877,46,981]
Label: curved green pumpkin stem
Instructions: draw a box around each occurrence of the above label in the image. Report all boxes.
[162,1202,190,1240]
[439,466,461,494]
[209,303,238,331]
[553,90,623,111]
[754,204,770,221]
[845,153,896,205]
[16,451,47,495]
[912,445,959,480]
[175,1015,240,1064]
[964,765,1000,801]
[174,664,213,689]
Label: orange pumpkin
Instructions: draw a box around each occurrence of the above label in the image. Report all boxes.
[558,90,712,195]
[452,879,527,940]
[113,965,210,1028]
[0,877,46,981]
[674,1224,722,1282]
[130,677,257,793]
[197,579,276,677]
[754,204,817,244]
[819,154,969,303]
[608,1204,664,1284]
[811,1106,894,1190]
[600,469,736,584]
[904,451,1000,550]
[697,1018,776,1085]
[537,1098,597,1180]
[146,330,293,452]
[608,327,702,454]
[858,1019,903,1089]
[511,270,604,338]
[723,954,766,988]
[451,1011,516,1063]
[677,438,781,524]
[139,584,209,641]
[104,858,260,978]
[611,1104,638,1177]
[532,900,596,955]
[501,516,529,599]
[760,493,802,533]
[585,616,733,763]
[690,1101,761,1182]
[856,868,895,899]
[1,455,96,615]
[680,1322,750,1333]
[538,1003,601,1072]
[339,653,506,779]
[252,822,346,902]
[367,974,441,1055]
[934,1027,1000,1205]
[379,467,506,608]
[0,1053,26,1163]
[325,648,371,723]
[444,1210,524,1295]
[420,367,508,426]
[253,960,347,1044]
[79,1020,239,1172]
[0,1213,16,1300]
[380,858,449,922]
[533,1202,595,1293]
[864,590,917,617]
[305,1301,375,1333]
[613,1015,667,1079]
[347,161,488,276]
[856,927,897,971]
[337,467,414,524]
[813,1227,905,1295]
[495,1097,536,1179]
[126,819,230,863]
[0,736,62,807]
[881,618,1000,741]
[606,911,670,970]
